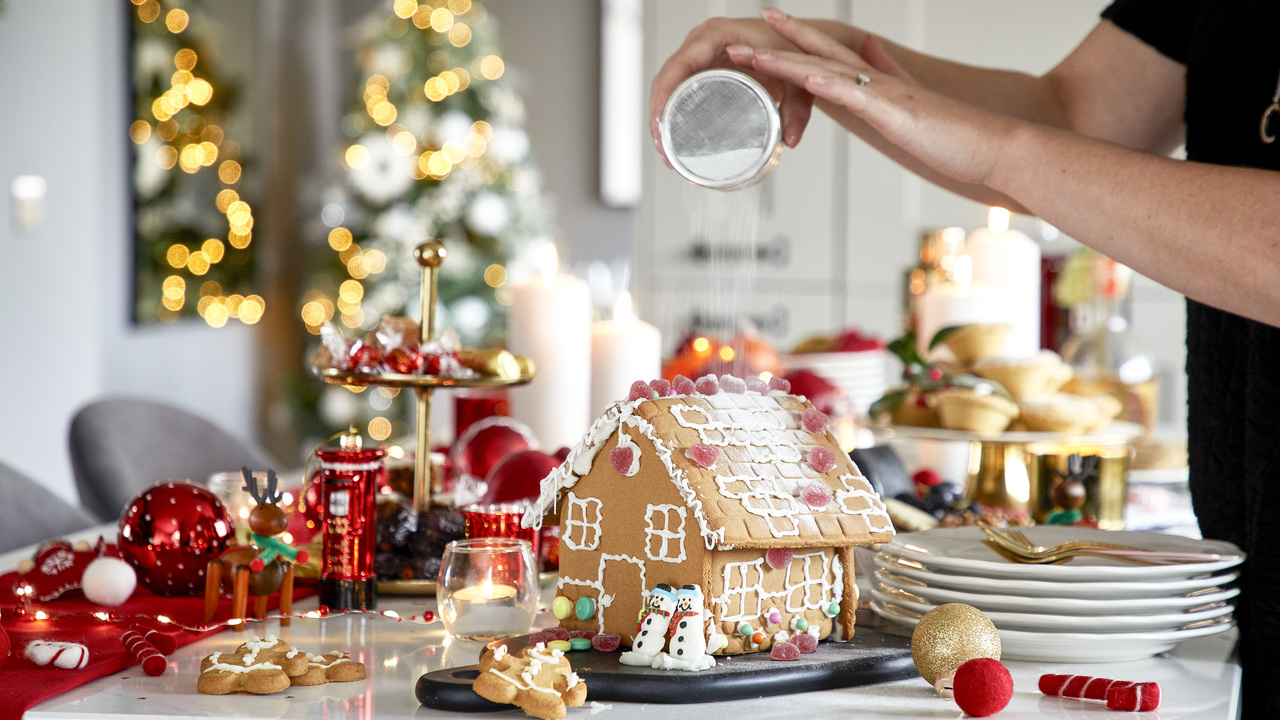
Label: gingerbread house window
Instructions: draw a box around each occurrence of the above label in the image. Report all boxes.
[719,558,766,621]
[564,492,603,550]
[643,504,687,563]
[784,551,831,612]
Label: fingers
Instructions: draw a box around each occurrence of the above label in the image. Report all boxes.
[803,73,913,143]
[861,34,915,82]
[761,7,867,70]
[780,83,813,148]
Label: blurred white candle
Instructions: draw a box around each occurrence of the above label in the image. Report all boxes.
[917,255,1003,354]
[965,207,1041,357]
[509,245,592,450]
[591,291,661,415]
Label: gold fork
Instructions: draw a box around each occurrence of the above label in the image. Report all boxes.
[978,522,1229,565]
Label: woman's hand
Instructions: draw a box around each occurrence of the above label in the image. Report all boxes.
[736,8,1018,187]
[650,17,831,161]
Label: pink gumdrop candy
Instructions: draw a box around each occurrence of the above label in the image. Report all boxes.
[609,447,635,474]
[695,375,719,395]
[687,443,720,469]
[650,378,673,397]
[628,380,654,402]
[802,482,832,509]
[801,408,829,434]
[568,630,596,640]
[808,446,838,473]
[746,376,769,393]
[547,627,571,642]
[673,375,696,395]
[720,375,747,393]
[768,376,791,393]
[765,547,794,570]
[770,642,800,661]
[794,633,819,653]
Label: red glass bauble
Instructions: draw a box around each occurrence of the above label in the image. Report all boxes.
[451,416,537,487]
[117,481,235,596]
[481,449,560,504]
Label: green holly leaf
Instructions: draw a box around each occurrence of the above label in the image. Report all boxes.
[928,325,965,351]
[887,331,925,366]
[869,388,910,419]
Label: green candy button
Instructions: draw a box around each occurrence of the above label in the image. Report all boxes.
[569,637,592,651]
[794,617,809,632]
[738,622,753,636]
[552,596,573,620]
[575,596,596,621]
[826,602,841,617]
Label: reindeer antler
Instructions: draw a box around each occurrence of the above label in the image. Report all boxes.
[240,467,284,506]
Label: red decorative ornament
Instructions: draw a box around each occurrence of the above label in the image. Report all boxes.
[450,416,538,502]
[385,346,424,374]
[0,619,9,663]
[481,449,560,504]
[15,538,109,601]
[953,658,1014,717]
[347,340,383,373]
[117,482,235,596]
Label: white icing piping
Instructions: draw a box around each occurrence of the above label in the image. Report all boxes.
[563,492,603,551]
[834,474,894,534]
[709,549,844,623]
[557,553,645,633]
[643,504,687,563]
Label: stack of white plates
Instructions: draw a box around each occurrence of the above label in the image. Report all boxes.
[784,350,888,417]
[870,526,1244,662]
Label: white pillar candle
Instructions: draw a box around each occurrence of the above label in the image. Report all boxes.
[916,256,1003,354]
[509,246,592,451]
[965,207,1042,357]
[590,291,662,416]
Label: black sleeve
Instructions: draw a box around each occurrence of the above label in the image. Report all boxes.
[1101,0,1205,64]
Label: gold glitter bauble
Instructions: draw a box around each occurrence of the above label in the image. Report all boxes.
[910,603,1001,685]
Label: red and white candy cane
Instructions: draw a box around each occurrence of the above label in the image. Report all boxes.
[1040,674,1161,712]
[121,628,167,676]
[137,625,177,655]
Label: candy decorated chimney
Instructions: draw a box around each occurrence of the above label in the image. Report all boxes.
[521,374,894,658]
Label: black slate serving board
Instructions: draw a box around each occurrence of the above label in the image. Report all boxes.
[416,628,916,712]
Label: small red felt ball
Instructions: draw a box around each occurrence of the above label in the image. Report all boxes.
[953,657,1013,717]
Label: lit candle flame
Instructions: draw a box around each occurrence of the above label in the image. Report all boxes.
[988,206,1010,234]
[613,291,633,322]
[954,254,973,287]
[539,244,559,283]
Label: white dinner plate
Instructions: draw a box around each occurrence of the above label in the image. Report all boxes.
[880,527,1244,581]
[874,568,1240,615]
[873,553,1240,599]
[870,600,1235,663]
[869,586,1234,632]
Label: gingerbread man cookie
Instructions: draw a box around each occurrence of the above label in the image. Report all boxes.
[474,643,587,720]
[290,651,367,687]
[197,636,309,695]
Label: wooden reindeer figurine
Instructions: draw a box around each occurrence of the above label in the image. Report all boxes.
[204,468,310,628]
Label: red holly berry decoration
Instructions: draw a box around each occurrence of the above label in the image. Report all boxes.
[928,367,945,382]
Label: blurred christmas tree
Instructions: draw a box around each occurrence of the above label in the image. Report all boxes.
[296,0,552,441]
[130,0,261,326]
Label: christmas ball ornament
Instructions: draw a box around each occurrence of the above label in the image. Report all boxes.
[911,603,1001,686]
[451,416,538,504]
[953,658,1013,717]
[117,482,235,596]
[81,556,138,607]
[481,449,560,504]
[0,616,9,664]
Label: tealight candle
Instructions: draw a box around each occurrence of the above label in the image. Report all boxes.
[438,538,539,641]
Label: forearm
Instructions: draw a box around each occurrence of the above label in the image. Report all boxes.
[990,124,1280,327]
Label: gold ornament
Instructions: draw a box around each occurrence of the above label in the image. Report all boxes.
[458,348,526,379]
[910,603,1001,685]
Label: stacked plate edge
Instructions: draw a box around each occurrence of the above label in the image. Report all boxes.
[784,350,888,416]
[869,526,1244,662]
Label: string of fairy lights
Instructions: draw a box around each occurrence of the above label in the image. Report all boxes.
[299,0,508,341]
[130,0,263,327]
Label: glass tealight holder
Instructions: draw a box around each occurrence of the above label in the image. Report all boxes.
[437,538,538,641]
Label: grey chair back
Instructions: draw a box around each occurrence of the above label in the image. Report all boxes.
[0,460,98,554]
[69,397,277,521]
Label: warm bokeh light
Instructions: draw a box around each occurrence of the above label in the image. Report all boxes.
[239,296,265,324]
[430,7,454,31]
[165,9,189,33]
[449,23,471,47]
[137,0,160,23]
[369,417,392,441]
[719,346,736,362]
[483,264,507,287]
[175,48,198,71]
[204,302,229,328]
[218,160,241,184]
[424,77,448,101]
[162,275,186,299]
[329,227,354,251]
[392,131,417,155]
[166,244,190,268]
[228,229,252,249]
[216,189,239,212]
[393,0,417,19]
[479,55,504,80]
[201,281,222,297]
[692,337,711,354]
[130,120,151,144]
[202,238,225,263]
[448,0,472,14]
[345,144,370,169]
[187,251,211,275]
[339,279,364,302]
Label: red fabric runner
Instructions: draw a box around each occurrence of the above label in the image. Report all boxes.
[0,564,314,720]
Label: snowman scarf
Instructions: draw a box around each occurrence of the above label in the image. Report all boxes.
[635,606,670,633]
[667,610,701,637]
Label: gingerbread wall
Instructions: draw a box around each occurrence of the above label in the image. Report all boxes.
[706,546,843,655]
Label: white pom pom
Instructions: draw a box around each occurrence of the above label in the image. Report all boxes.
[81,557,137,607]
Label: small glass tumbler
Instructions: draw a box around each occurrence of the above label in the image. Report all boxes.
[462,503,540,561]
[437,538,539,641]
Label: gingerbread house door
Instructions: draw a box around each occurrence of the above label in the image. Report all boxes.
[599,553,647,641]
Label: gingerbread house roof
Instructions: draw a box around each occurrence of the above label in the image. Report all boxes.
[522,388,894,550]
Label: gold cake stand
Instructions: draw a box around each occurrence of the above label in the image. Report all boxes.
[313,240,535,593]
[875,422,1142,529]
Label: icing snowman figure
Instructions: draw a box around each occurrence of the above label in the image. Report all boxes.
[666,585,708,659]
[619,583,677,666]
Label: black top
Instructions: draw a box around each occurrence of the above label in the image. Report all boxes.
[1102,1,1280,712]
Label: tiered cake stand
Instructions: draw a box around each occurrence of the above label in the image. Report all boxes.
[313,240,533,513]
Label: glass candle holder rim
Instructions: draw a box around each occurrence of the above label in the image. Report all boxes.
[445,537,534,555]
[461,501,533,514]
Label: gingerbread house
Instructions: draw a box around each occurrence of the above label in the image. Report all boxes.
[521,381,894,655]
